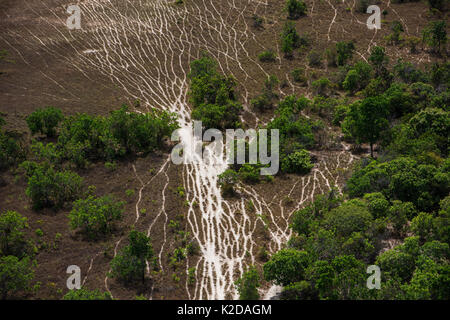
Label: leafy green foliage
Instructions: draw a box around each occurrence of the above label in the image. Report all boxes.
[281,149,313,174]
[25,162,83,210]
[63,287,112,300]
[0,211,30,258]
[235,266,260,300]
[217,169,239,197]
[26,107,63,137]
[346,157,449,212]
[69,195,124,240]
[110,230,154,284]
[264,249,310,286]
[188,56,242,130]
[58,106,178,167]
[342,96,389,157]
[258,50,277,62]
[422,21,447,53]
[0,125,26,171]
[285,0,307,20]
[0,255,34,299]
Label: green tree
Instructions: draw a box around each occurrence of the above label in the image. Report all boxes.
[369,46,389,78]
[422,21,447,54]
[25,163,83,210]
[235,266,260,300]
[263,249,310,286]
[0,255,34,300]
[336,41,355,66]
[0,211,30,258]
[285,0,307,20]
[26,107,63,137]
[323,200,373,238]
[363,192,389,218]
[281,149,313,174]
[68,195,125,240]
[411,212,436,243]
[342,96,389,157]
[110,230,154,284]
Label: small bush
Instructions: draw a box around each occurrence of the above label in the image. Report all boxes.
[25,163,83,210]
[308,51,322,67]
[281,149,313,174]
[258,50,277,62]
[285,0,307,20]
[68,195,124,240]
[26,107,63,137]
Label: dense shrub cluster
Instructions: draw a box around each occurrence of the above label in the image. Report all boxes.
[188,56,242,130]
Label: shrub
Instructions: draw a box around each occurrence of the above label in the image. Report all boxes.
[218,169,239,196]
[0,211,30,258]
[26,107,63,137]
[0,255,34,300]
[312,78,332,97]
[110,230,154,284]
[238,164,261,184]
[68,195,125,240]
[258,50,277,62]
[235,266,260,300]
[422,21,447,54]
[25,163,83,210]
[323,200,373,238]
[285,0,307,20]
[307,50,322,67]
[252,15,264,29]
[291,68,306,83]
[336,41,355,66]
[363,192,389,218]
[0,131,26,171]
[63,287,112,300]
[281,149,313,174]
[263,249,310,286]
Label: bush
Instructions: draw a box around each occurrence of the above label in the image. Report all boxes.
[285,0,307,20]
[68,195,125,240]
[25,163,83,210]
[422,21,447,54]
[307,51,322,67]
[291,68,306,84]
[57,106,178,166]
[218,169,239,196]
[336,41,355,66]
[281,149,313,174]
[26,107,63,137]
[312,78,332,97]
[0,255,34,300]
[63,287,112,300]
[0,131,26,171]
[363,192,389,218]
[258,50,277,62]
[110,230,154,284]
[0,211,30,258]
[235,266,260,300]
[323,200,373,238]
[263,249,310,286]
